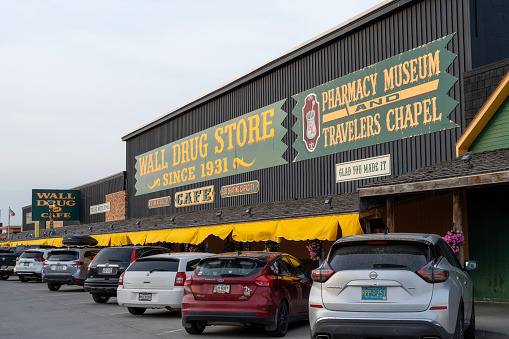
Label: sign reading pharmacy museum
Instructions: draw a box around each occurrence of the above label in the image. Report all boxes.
[134,101,287,196]
[292,34,458,161]
[32,189,80,221]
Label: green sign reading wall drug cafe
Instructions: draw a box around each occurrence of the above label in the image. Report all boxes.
[134,101,287,196]
[291,34,459,161]
[31,189,80,221]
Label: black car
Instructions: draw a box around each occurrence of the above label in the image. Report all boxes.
[84,246,171,303]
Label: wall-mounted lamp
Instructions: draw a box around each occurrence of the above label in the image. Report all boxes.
[245,207,252,215]
[325,196,333,209]
[136,220,140,226]
[109,224,114,229]
[216,211,222,218]
[170,216,175,223]
[89,227,92,232]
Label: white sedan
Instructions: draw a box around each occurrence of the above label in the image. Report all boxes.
[117,252,214,315]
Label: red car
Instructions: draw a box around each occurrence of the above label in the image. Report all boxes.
[181,251,312,337]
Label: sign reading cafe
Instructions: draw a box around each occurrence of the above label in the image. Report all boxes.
[292,35,459,161]
[134,101,287,196]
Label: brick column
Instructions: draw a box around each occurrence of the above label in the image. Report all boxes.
[105,191,128,222]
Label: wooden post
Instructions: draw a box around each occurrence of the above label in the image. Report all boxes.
[386,195,395,233]
[453,189,464,263]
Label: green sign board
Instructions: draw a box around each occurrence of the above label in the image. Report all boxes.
[134,101,287,196]
[31,189,80,221]
[291,34,458,161]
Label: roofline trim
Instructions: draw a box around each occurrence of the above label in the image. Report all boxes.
[122,0,413,141]
[456,70,509,156]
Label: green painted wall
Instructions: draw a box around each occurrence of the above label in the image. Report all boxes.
[467,185,509,302]
[470,96,509,153]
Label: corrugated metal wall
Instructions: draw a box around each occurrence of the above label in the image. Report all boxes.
[64,172,126,225]
[126,0,472,218]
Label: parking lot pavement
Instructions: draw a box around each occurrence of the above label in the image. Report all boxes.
[0,276,310,339]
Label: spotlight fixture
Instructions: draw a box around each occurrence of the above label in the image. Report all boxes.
[170,216,175,223]
[462,151,473,161]
[109,224,114,229]
[136,220,140,226]
[216,211,222,218]
[89,227,93,232]
[245,207,252,215]
[325,196,333,209]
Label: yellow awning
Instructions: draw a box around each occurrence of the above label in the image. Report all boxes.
[276,215,339,241]
[109,232,132,246]
[232,220,278,242]
[337,214,364,237]
[168,228,199,244]
[128,231,147,245]
[91,234,111,247]
[145,229,173,243]
[195,225,233,244]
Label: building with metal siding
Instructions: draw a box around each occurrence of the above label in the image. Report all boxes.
[123,0,503,219]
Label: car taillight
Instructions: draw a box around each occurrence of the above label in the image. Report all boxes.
[175,272,186,286]
[311,261,335,283]
[119,272,125,286]
[43,261,48,267]
[71,261,84,267]
[417,261,449,283]
[183,276,192,295]
[254,275,278,287]
[130,249,136,263]
[87,255,97,274]
[34,258,44,262]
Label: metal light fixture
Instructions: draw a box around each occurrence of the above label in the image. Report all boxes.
[136,220,140,226]
[89,227,92,232]
[462,151,473,161]
[109,224,114,229]
[246,207,252,215]
[170,216,175,223]
[216,211,222,218]
[325,196,333,209]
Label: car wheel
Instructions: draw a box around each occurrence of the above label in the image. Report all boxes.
[0,273,10,280]
[47,283,61,291]
[184,321,206,334]
[454,306,465,339]
[465,302,475,339]
[19,276,27,282]
[268,301,289,337]
[127,307,146,315]
[92,293,110,303]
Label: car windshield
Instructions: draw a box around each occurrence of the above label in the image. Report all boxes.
[93,248,133,263]
[127,258,179,272]
[20,251,44,259]
[329,243,429,272]
[195,258,264,277]
[47,251,78,261]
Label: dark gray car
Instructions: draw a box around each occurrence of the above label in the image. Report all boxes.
[43,248,100,291]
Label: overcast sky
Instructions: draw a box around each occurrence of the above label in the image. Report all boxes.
[0,0,382,226]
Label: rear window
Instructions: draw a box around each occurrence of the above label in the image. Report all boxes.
[93,248,134,264]
[127,258,180,272]
[20,251,44,259]
[195,258,264,277]
[48,251,78,261]
[329,243,430,272]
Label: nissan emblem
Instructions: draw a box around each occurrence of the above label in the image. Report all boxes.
[369,271,378,279]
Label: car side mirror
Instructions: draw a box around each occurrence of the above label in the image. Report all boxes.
[464,260,477,271]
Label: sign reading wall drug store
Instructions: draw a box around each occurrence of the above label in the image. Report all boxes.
[175,185,214,208]
[292,34,459,161]
[221,180,259,198]
[148,196,171,209]
[135,101,287,196]
[336,155,391,183]
[32,189,80,221]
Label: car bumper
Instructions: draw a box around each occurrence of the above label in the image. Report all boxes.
[84,280,119,295]
[43,274,84,285]
[15,271,42,279]
[182,311,275,327]
[117,287,184,309]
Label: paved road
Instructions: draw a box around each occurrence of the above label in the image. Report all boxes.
[0,276,310,339]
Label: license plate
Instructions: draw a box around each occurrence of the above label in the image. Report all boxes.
[54,265,65,271]
[102,267,113,274]
[24,262,30,266]
[0,266,7,269]
[139,293,152,301]
[213,284,230,294]
[362,287,387,300]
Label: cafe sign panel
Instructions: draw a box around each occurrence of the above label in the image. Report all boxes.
[134,101,287,196]
[32,189,80,221]
[292,34,458,161]
[175,185,214,208]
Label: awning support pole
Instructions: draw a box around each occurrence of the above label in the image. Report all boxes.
[453,188,465,263]
[386,196,395,233]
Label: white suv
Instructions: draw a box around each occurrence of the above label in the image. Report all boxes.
[309,233,477,339]
[14,249,53,282]
[117,252,213,315]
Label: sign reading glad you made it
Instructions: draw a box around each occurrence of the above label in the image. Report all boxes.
[135,101,287,196]
[291,34,458,161]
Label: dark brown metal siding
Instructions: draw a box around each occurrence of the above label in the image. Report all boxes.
[126,0,472,218]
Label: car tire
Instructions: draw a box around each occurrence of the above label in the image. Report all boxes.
[19,276,27,282]
[92,293,110,303]
[454,306,465,339]
[267,301,289,337]
[465,302,475,339]
[47,283,61,291]
[184,321,206,334]
[0,273,10,280]
[127,307,146,315]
